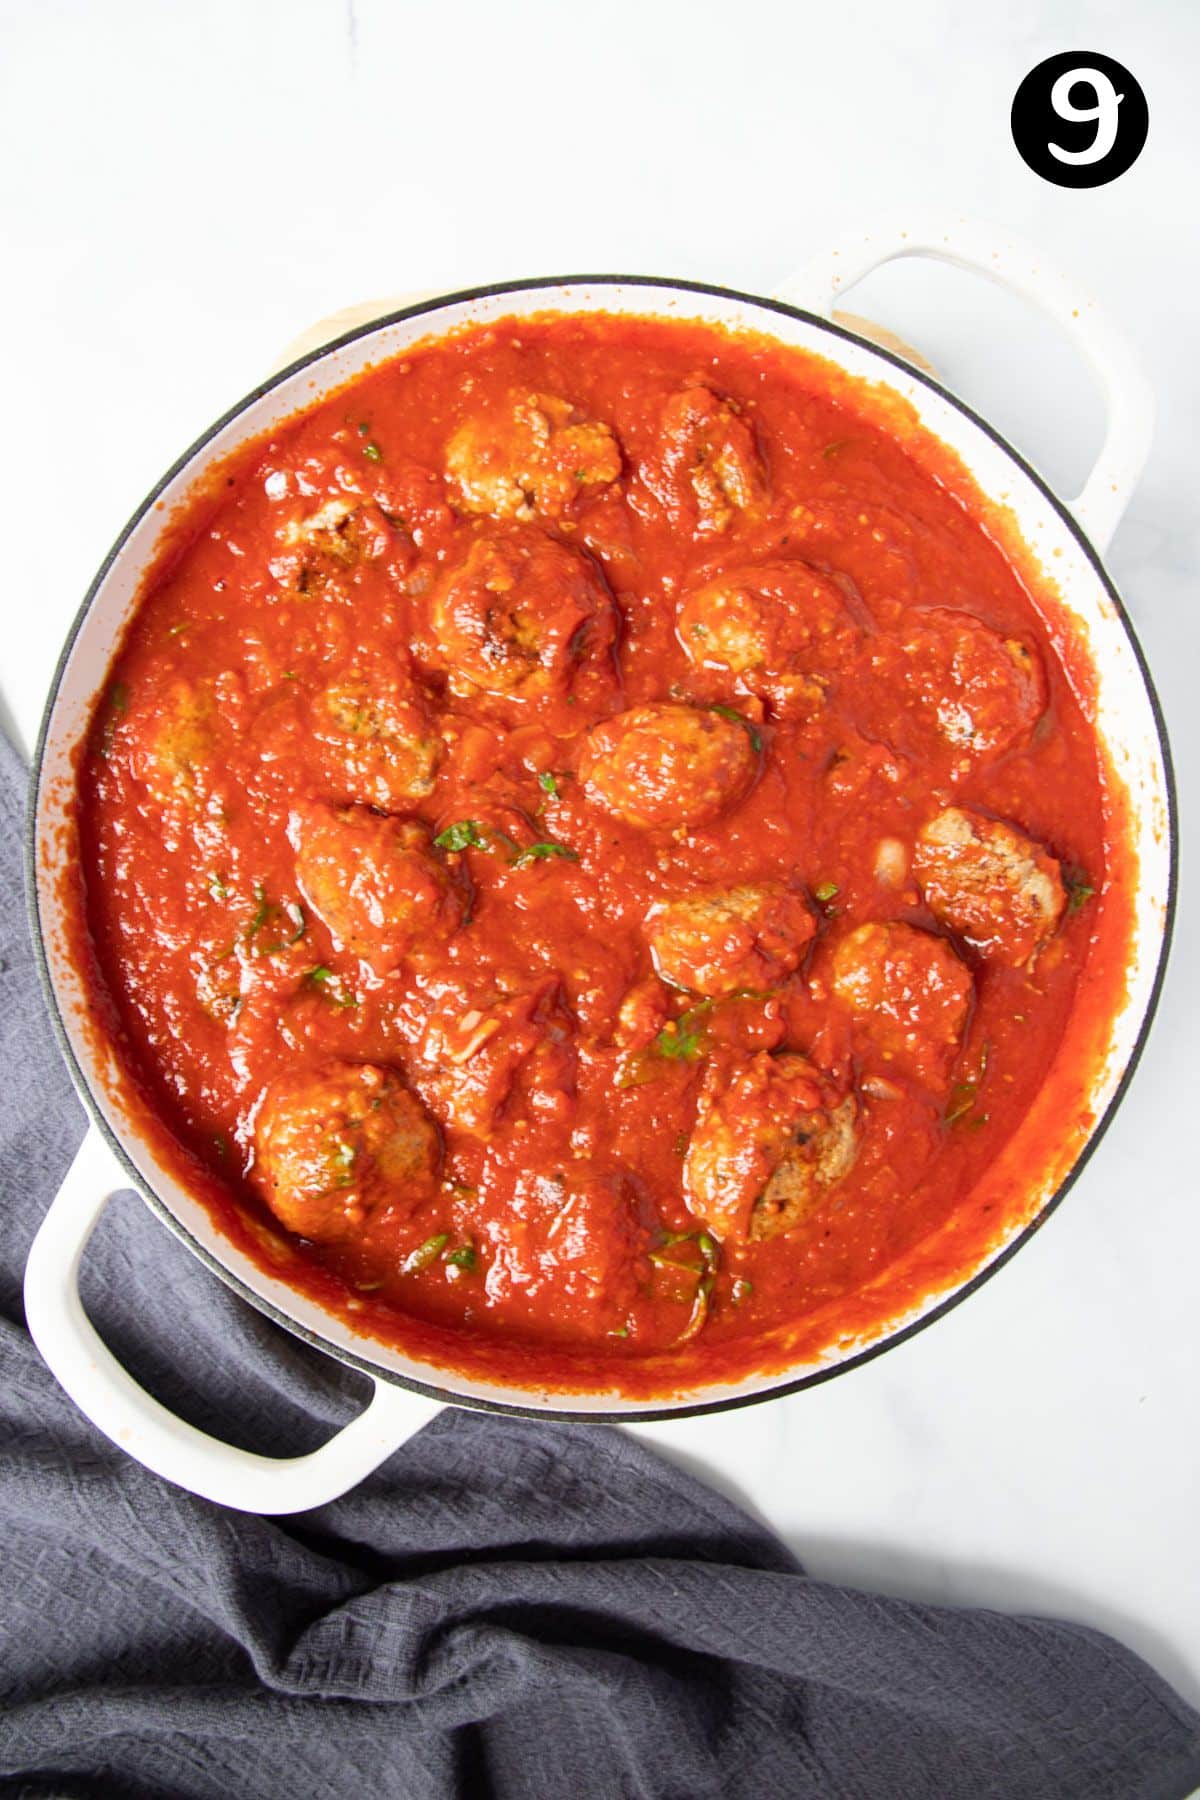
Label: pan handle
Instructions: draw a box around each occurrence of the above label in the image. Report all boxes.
[23,1128,442,1513]
[773,215,1154,556]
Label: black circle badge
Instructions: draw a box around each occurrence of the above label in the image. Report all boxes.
[1012,52,1148,188]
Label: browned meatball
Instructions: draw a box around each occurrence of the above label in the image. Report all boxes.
[481,1163,653,1343]
[446,391,622,520]
[254,1060,440,1242]
[645,385,767,535]
[126,677,220,808]
[416,977,575,1137]
[677,561,860,714]
[913,807,1067,966]
[829,921,972,1086]
[280,495,388,564]
[429,526,615,700]
[647,884,815,997]
[310,667,441,808]
[873,607,1045,761]
[684,1052,860,1243]
[580,703,758,832]
[290,802,462,973]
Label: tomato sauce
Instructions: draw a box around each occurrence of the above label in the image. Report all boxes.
[74,313,1128,1397]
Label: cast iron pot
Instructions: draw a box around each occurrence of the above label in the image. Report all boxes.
[23,218,1176,1512]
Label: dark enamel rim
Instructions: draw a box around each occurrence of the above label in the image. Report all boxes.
[26,274,1179,1427]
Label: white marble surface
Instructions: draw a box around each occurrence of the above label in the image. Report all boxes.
[3,0,1198,1707]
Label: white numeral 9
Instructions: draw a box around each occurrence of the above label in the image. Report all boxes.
[1048,67,1123,165]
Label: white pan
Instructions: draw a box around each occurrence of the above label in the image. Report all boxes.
[23,218,1176,1512]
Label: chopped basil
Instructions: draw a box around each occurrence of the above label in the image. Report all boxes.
[654,1001,711,1062]
[945,1081,979,1126]
[648,1250,700,1273]
[245,884,306,955]
[1067,881,1096,914]
[731,1277,753,1305]
[403,1233,449,1273]
[537,770,560,797]
[512,840,579,868]
[708,702,762,754]
[444,1244,477,1271]
[655,1023,704,1062]
[813,881,839,904]
[207,872,229,901]
[674,1230,720,1343]
[610,1324,631,1339]
[435,819,486,852]
[303,964,357,1009]
[362,441,383,463]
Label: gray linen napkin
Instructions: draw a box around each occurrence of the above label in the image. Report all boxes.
[2,724,1198,1800]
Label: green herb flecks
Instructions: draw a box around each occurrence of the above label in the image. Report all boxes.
[654,999,714,1063]
[245,884,306,956]
[362,441,383,464]
[303,964,358,1009]
[403,1233,449,1274]
[443,1243,477,1272]
[434,819,488,853]
[949,1072,993,1130]
[512,840,579,868]
[945,1039,994,1128]
[618,999,719,1088]
[95,681,130,760]
[672,1231,719,1346]
[537,770,560,798]
[207,871,229,902]
[813,880,839,905]
[707,702,763,754]
[1067,880,1096,914]
[731,1277,753,1305]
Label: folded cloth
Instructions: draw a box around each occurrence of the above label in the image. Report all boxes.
[2,725,1198,1800]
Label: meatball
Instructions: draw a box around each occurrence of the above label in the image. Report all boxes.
[416,978,576,1137]
[647,884,815,997]
[282,495,357,560]
[829,921,972,1085]
[290,802,462,973]
[482,1164,652,1343]
[280,495,396,568]
[913,807,1067,966]
[446,392,622,521]
[311,668,441,808]
[647,385,767,535]
[253,1060,440,1242]
[429,526,615,700]
[126,677,219,809]
[580,703,757,833]
[678,560,860,713]
[876,607,1045,761]
[684,1052,860,1243]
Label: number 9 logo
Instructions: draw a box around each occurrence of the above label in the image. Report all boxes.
[1012,52,1148,188]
